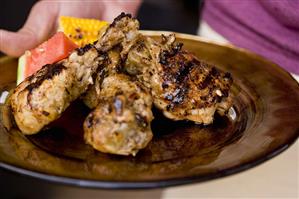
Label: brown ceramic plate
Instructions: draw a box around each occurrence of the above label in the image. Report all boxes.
[0,31,298,189]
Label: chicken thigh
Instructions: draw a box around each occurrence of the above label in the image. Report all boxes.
[125,34,233,124]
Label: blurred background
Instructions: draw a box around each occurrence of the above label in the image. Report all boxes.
[1,0,203,34]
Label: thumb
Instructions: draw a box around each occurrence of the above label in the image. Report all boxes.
[0,29,39,57]
[0,1,59,57]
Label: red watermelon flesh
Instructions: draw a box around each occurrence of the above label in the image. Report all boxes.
[21,32,78,81]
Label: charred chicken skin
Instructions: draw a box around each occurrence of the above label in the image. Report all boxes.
[82,47,122,109]
[82,12,140,109]
[83,15,154,156]
[10,48,103,134]
[10,13,139,134]
[10,13,233,156]
[83,51,154,156]
[125,34,233,124]
[84,74,153,156]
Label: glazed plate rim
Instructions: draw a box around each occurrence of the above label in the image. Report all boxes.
[0,140,294,189]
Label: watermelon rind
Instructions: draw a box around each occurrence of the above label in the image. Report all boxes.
[17,54,26,85]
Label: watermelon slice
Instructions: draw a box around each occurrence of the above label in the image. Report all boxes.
[17,32,78,85]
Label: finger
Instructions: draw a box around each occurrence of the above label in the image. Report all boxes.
[0,1,59,57]
[102,0,142,22]
[0,29,38,57]
[58,1,103,19]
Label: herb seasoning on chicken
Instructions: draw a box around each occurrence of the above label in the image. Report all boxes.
[82,14,154,156]
[125,34,233,124]
[84,74,153,156]
[10,13,140,135]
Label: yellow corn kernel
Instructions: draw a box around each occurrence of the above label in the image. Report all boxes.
[58,16,109,47]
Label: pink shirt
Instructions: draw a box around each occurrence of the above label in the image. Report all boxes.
[203,0,299,74]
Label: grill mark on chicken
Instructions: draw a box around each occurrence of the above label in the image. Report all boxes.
[163,51,232,110]
[224,72,232,79]
[83,74,153,156]
[10,49,102,134]
[161,51,196,110]
[198,66,220,89]
[174,62,193,83]
[26,63,67,109]
[95,12,139,54]
[198,71,212,89]
[159,43,183,65]
[26,63,66,93]
[10,13,141,134]
[80,14,155,156]
[94,53,109,81]
[110,12,132,27]
[76,43,94,56]
[135,113,148,128]
[82,14,141,109]
[125,34,233,124]
[42,111,50,116]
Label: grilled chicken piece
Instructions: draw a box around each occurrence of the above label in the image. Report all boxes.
[95,13,140,59]
[82,48,121,109]
[125,34,233,124]
[10,49,104,134]
[10,13,139,134]
[83,15,154,156]
[82,13,140,109]
[84,74,153,156]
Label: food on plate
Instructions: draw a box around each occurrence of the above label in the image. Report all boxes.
[125,34,233,124]
[82,48,121,109]
[17,17,108,85]
[17,32,78,85]
[82,17,153,155]
[58,16,108,47]
[10,13,137,135]
[11,47,103,134]
[10,13,233,155]
[81,15,153,155]
[82,13,140,108]
[84,74,153,156]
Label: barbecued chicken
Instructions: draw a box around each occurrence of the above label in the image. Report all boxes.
[125,34,233,124]
[82,47,154,156]
[95,13,140,59]
[10,13,139,134]
[10,48,103,134]
[84,74,153,156]
[10,12,233,157]
[82,12,141,109]
[82,47,121,109]
[83,15,154,155]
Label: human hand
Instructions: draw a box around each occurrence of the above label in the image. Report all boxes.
[0,0,141,57]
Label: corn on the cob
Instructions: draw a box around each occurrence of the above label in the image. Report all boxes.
[58,16,108,47]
